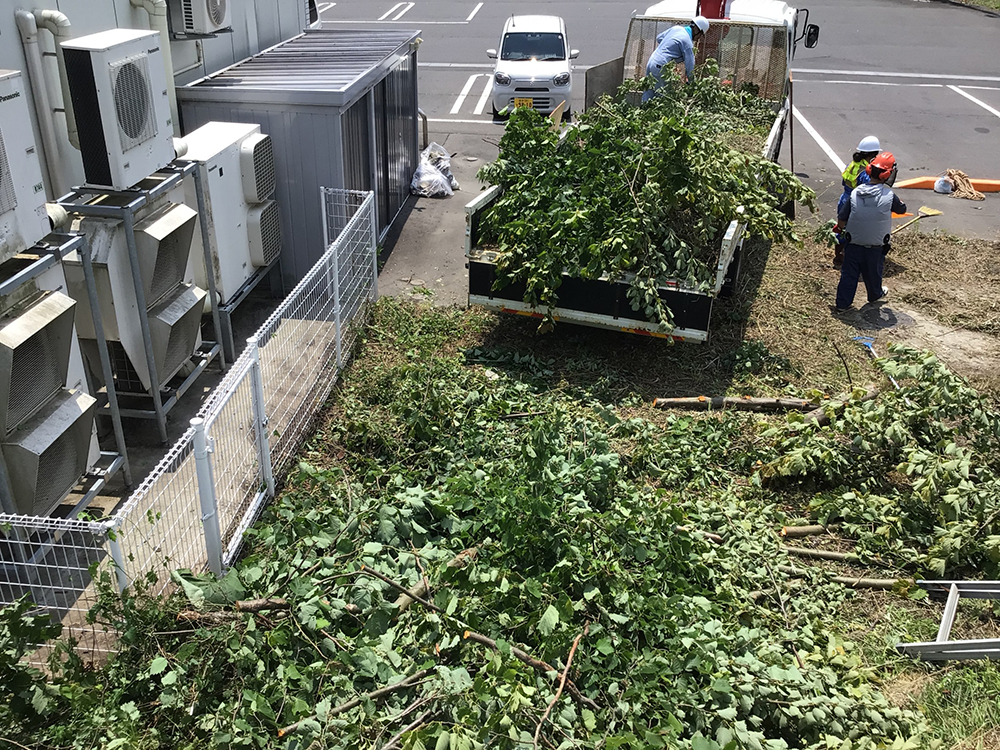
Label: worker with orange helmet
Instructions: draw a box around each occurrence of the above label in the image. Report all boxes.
[834,152,906,314]
[832,135,882,268]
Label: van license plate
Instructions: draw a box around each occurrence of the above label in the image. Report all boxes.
[513,97,534,109]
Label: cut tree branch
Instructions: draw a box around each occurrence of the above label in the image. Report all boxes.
[378,710,433,750]
[359,566,446,615]
[802,386,879,426]
[652,396,815,413]
[463,631,600,711]
[533,624,590,749]
[778,564,899,590]
[278,668,435,736]
[780,524,833,538]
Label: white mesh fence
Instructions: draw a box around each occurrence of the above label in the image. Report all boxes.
[0,189,376,657]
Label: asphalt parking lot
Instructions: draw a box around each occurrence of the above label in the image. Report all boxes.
[322,0,1000,300]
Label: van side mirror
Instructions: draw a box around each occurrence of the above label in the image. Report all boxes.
[487,48,498,59]
[569,49,580,59]
[805,24,820,48]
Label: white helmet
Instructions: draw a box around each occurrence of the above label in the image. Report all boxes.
[693,15,710,33]
[856,135,881,152]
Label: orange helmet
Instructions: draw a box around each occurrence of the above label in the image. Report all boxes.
[866,152,896,180]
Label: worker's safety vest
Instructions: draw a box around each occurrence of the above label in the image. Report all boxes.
[845,184,895,247]
[842,160,869,190]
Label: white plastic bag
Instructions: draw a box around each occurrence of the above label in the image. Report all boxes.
[934,177,953,194]
[410,143,460,197]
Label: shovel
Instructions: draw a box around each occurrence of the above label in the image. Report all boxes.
[891,205,943,234]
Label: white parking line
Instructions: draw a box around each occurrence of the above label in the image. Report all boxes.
[811,80,944,88]
[467,2,484,21]
[421,62,495,68]
[316,2,336,12]
[792,67,1000,83]
[452,74,484,114]
[948,85,1000,119]
[379,2,414,21]
[428,118,494,124]
[791,105,846,173]
[473,77,493,115]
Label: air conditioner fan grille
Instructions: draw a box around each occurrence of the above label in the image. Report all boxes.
[252,201,281,267]
[7,332,63,433]
[209,0,228,26]
[252,136,276,202]
[111,55,157,152]
[0,127,17,215]
[32,427,86,514]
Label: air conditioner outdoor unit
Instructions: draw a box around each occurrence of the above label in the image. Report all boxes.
[1,389,96,516]
[0,70,51,263]
[63,29,174,191]
[0,292,76,437]
[180,122,281,305]
[63,207,206,393]
[181,0,231,34]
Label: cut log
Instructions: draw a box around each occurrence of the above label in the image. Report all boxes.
[652,396,814,412]
[781,524,831,538]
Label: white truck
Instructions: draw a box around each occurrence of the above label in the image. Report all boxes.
[465,0,818,342]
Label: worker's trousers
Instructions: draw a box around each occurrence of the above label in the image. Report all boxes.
[836,243,885,309]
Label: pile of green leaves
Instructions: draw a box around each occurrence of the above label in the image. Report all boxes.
[477,64,815,329]
[760,345,1000,577]
[16,302,1000,750]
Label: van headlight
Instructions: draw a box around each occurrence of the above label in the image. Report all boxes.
[494,71,511,86]
[553,72,571,86]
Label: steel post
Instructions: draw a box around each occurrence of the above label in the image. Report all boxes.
[367,193,378,301]
[247,336,275,497]
[191,418,224,577]
[329,195,343,369]
[192,164,228,370]
[79,235,132,486]
[106,521,130,593]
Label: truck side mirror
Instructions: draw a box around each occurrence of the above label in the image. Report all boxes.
[487,48,498,59]
[805,24,820,48]
[569,49,580,59]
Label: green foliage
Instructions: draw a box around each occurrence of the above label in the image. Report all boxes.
[812,220,839,250]
[9,304,999,749]
[759,345,1000,577]
[477,63,815,329]
[0,596,63,724]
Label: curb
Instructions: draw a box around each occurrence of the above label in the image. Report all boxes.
[927,0,1000,17]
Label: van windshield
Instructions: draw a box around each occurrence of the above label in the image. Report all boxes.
[500,32,566,61]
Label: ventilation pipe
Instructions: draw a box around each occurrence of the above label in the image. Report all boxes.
[14,11,65,197]
[32,8,80,151]
[129,0,181,137]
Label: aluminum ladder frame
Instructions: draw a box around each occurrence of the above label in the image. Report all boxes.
[896,580,1000,661]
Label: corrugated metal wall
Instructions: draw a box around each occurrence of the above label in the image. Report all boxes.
[373,50,418,236]
[341,97,372,196]
[180,102,345,286]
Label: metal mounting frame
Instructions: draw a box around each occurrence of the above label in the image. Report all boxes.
[896,580,1000,661]
[57,162,227,444]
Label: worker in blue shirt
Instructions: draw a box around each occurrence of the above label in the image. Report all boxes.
[835,152,906,313]
[643,16,710,103]
[831,135,881,267]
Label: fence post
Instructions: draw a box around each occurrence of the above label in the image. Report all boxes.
[106,521,129,593]
[191,418,224,577]
[368,193,378,301]
[247,336,275,497]
[332,216,343,370]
